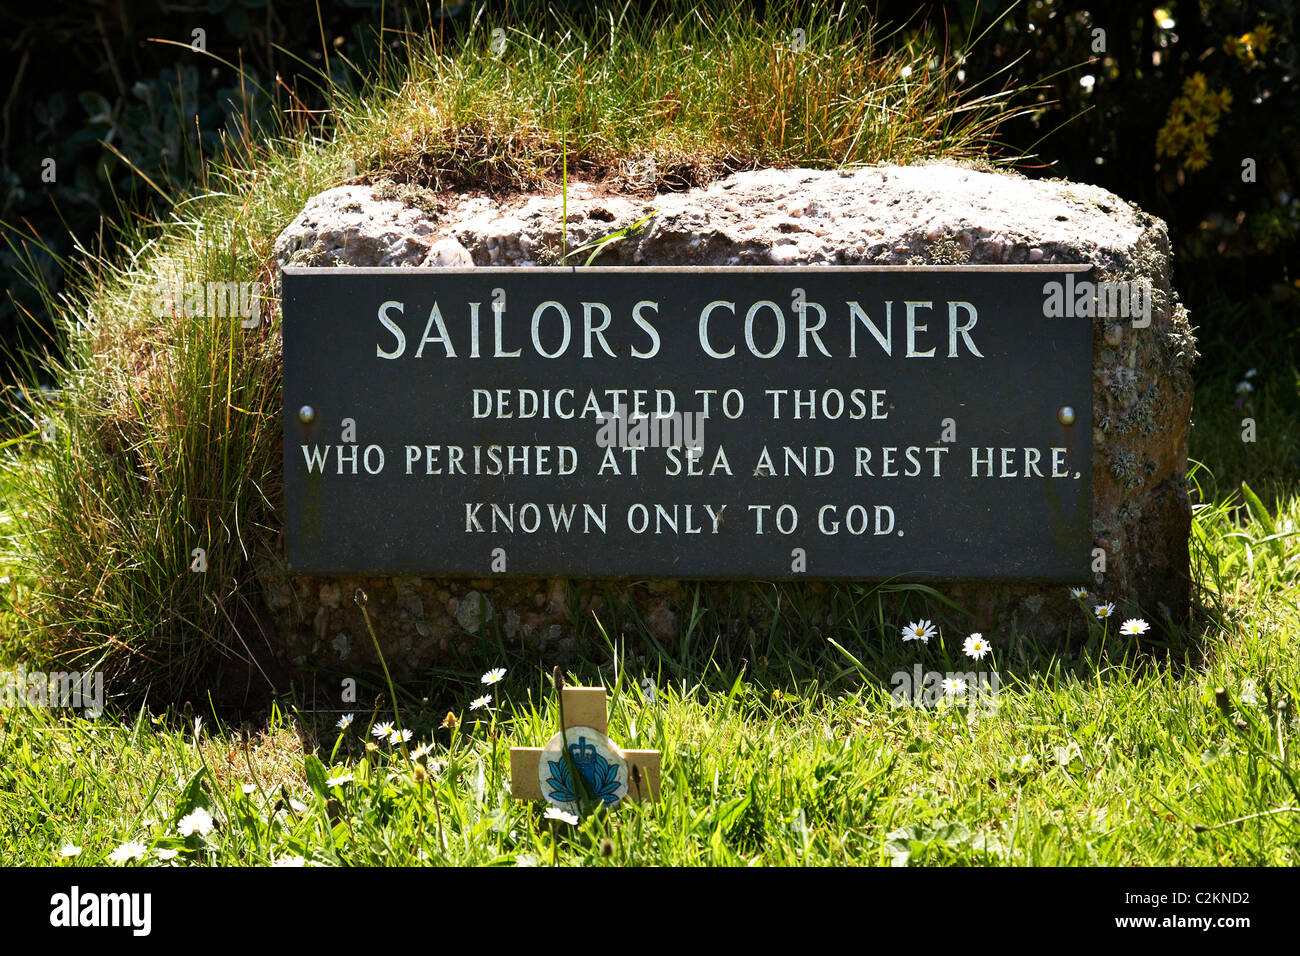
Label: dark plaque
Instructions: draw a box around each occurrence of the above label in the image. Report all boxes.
[282,265,1092,580]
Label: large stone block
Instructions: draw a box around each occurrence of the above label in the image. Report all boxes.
[265,163,1196,676]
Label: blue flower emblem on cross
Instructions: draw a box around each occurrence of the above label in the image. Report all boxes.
[544,733,626,805]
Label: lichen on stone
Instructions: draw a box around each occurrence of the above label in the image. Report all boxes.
[1109,451,1145,490]
[372,178,444,217]
[925,236,970,264]
[286,239,334,267]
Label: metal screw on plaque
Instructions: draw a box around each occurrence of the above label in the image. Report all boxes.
[298,405,316,425]
[1058,406,1076,426]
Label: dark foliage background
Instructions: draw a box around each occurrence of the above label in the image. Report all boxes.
[1,0,1295,381]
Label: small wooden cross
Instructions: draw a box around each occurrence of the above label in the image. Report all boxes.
[510,686,661,804]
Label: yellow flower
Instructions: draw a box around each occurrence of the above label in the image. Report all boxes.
[1157,119,1189,157]
[1213,88,1233,112]
[1184,142,1211,172]
[1180,96,1213,122]
[1226,32,1259,64]
[1188,115,1217,139]
[1155,128,1173,157]
[1183,72,1208,96]
[1253,24,1275,54]
[1156,124,1180,157]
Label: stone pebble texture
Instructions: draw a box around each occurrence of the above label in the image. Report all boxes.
[267,162,1196,677]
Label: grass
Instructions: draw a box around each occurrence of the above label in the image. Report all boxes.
[0,1,1297,866]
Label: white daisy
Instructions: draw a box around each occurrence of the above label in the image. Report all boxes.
[470,694,492,711]
[241,784,257,796]
[57,843,82,858]
[1070,587,1089,600]
[108,840,147,865]
[1236,380,1254,395]
[272,854,306,867]
[177,807,214,838]
[901,620,936,644]
[544,807,579,825]
[411,742,435,760]
[1245,368,1258,379]
[371,721,394,740]
[481,668,507,685]
[336,713,354,730]
[1093,602,1116,619]
[941,677,968,696]
[389,728,413,745]
[155,848,179,861]
[326,773,354,787]
[1119,618,1150,635]
[963,633,990,660]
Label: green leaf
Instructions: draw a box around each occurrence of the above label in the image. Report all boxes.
[172,767,208,823]
[304,754,330,800]
[1240,482,1284,559]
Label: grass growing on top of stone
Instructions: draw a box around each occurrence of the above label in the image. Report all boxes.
[0,0,1031,697]
[356,1,1029,192]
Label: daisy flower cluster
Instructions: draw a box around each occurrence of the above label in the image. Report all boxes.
[893,620,997,711]
[371,721,413,746]
[103,803,221,866]
[470,666,506,713]
[899,620,990,663]
[1069,588,1149,636]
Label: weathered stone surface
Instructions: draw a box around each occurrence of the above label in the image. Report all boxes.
[265,163,1195,676]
